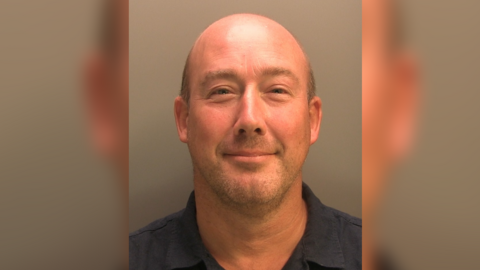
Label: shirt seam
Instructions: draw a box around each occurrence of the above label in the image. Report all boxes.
[129,218,175,237]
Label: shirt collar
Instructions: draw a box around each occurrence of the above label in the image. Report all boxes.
[301,182,346,268]
[166,183,346,269]
[166,191,206,269]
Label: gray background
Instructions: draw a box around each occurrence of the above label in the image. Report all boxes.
[129,0,361,232]
[0,0,123,268]
[378,0,480,269]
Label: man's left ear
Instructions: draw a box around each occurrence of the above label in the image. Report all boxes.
[309,96,322,145]
[174,96,189,143]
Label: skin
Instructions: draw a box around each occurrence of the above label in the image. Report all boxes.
[174,14,322,270]
[363,0,419,269]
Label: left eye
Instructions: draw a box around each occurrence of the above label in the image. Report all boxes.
[215,89,230,95]
[271,88,285,94]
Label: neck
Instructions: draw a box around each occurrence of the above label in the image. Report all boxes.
[195,178,307,270]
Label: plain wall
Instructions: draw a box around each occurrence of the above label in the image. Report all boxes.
[0,1,123,269]
[378,0,480,269]
[129,0,361,232]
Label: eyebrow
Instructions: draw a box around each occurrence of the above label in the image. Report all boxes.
[259,67,299,85]
[200,69,240,89]
[200,67,300,89]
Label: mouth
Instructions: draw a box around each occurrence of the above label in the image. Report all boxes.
[223,151,276,163]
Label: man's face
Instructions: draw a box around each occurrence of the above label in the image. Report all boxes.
[176,17,321,207]
[363,0,418,218]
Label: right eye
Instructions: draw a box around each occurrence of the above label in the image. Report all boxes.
[207,87,236,103]
[213,88,230,95]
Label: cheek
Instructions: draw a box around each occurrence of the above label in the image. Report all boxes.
[188,106,233,152]
[269,104,310,151]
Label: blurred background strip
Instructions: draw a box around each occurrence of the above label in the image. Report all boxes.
[0,0,127,269]
[363,0,480,269]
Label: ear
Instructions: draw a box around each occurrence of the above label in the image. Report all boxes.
[308,96,322,145]
[174,96,189,143]
[84,52,117,158]
[388,52,420,162]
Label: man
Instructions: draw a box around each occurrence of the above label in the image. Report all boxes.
[363,0,419,269]
[130,14,361,270]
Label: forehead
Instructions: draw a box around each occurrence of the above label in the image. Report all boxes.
[190,18,308,81]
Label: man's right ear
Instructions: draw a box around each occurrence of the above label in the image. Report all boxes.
[174,96,189,143]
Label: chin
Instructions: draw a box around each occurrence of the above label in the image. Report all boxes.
[210,171,294,207]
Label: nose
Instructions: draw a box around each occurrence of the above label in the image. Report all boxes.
[233,87,267,137]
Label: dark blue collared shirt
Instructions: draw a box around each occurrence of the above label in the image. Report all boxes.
[129,183,361,269]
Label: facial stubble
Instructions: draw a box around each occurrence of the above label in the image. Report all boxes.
[192,136,304,218]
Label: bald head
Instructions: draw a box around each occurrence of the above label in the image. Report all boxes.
[180,14,315,104]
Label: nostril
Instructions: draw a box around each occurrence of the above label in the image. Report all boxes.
[235,127,264,136]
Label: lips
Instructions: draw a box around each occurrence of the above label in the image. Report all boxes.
[223,150,276,163]
[224,151,274,157]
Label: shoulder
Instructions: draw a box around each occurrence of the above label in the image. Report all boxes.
[324,205,362,267]
[325,205,362,229]
[129,209,184,238]
[324,204,362,244]
[129,209,184,269]
[303,182,361,239]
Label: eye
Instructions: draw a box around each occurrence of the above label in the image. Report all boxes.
[207,87,236,102]
[271,88,286,94]
[265,87,292,102]
[213,88,230,95]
